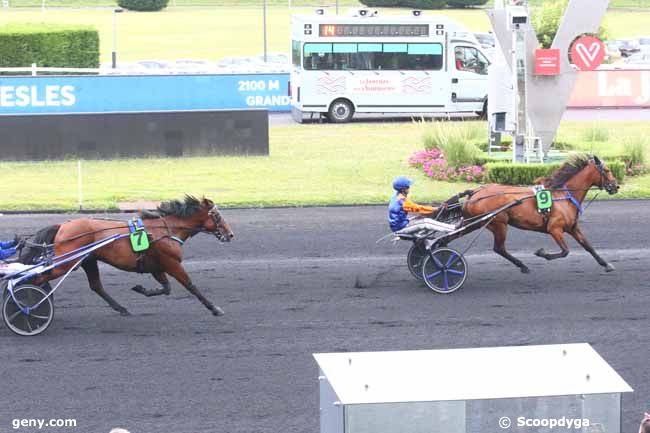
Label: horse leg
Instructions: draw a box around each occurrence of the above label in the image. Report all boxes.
[569,225,615,272]
[489,221,530,274]
[81,258,131,316]
[131,272,172,297]
[163,259,224,316]
[534,227,570,261]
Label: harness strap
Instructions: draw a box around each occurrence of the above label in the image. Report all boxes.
[170,236,185,245]
[564,187,584,215]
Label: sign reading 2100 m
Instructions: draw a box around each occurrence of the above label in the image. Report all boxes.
[0,74,291,115]
[570,35,606,71]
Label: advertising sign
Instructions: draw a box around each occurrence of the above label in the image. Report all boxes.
[0,73,291,115]
[570,35,606,71]
[534,49,561,75]
[568,70,650,107]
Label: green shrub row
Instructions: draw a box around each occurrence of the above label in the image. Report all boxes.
[0,24,99,68]
[358,0,487,8]
[485,161,625,186]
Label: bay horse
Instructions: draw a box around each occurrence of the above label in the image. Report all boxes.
[21,196,234,317]
[461,154,619,274]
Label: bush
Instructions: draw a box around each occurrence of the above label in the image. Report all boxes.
[622,138,647,167]
[118,0,169,11]
[0,24,99,69]
[485,160,625,185]
[581,125,610,143]
[359,0,447,8]
[422,121,484,166]
[447,0,489,7]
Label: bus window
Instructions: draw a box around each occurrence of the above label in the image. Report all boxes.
[454,46,489,75]
[303,42,443,71]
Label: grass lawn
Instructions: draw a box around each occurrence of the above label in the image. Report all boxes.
[0,120,648,211]
[0,6,648,63]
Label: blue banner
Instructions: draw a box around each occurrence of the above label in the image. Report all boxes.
[0,73,291,115]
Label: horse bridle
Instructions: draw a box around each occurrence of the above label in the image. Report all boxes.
[591,156,617,194]
[208,205,228,241]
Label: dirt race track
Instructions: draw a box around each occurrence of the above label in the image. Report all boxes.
[0,202,648,433]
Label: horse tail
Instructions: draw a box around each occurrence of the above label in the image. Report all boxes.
[19,224,60,265]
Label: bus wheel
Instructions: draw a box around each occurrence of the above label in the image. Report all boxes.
[328,99,354,123]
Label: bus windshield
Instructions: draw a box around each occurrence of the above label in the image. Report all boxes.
[302,42,444,71]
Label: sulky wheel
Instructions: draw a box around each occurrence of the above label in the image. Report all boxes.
[2,284,54,336]
[407,241,428,281]
[421,247,468,294]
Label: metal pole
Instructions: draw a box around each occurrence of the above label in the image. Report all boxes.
[112,9,117,69]
[336,0,339,14]
[263,0,267,62]
[112,8,123,69]
[77,160,83,211]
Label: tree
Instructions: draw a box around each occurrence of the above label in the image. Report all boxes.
[358,0,447,8]
[532,0,607,48]
[117,0,169,12]
[447,0,489,7]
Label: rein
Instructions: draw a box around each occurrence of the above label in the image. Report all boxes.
[23,219,213,249]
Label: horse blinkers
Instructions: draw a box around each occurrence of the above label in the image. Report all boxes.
[208,206,234,242]
[592,156,618,195]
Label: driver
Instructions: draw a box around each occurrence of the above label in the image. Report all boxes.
[388,177,458,235]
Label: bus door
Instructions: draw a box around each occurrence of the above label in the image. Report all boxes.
[451,45,489,111]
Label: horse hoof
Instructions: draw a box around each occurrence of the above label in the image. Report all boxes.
[119,309,131,317]
[605,263,616,273]
[534,248,546,258]
[212,306,225,317]
[520,267,531,274]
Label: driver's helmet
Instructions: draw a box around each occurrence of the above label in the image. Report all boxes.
[392,176,413,192]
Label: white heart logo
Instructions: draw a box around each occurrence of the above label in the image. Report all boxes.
[576,42,601,68]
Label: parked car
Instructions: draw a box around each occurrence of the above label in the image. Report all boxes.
[617,39,641,57]
[171,59,216,74]
[638,36,650,53]
[474,32,495,49]
[612,52,650,69]
[257,52,289,65]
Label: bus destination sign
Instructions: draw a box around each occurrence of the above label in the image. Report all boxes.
[318,24,429,38]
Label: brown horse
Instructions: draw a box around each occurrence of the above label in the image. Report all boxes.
[22,196,234,317]
[461,154,619,274]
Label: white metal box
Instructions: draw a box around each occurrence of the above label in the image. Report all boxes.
[314,343,632,433]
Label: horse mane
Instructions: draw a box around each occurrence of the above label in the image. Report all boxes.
[536,154,593,189]
[140,195,207,219]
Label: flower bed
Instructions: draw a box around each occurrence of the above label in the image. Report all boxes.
[408,148,485,183]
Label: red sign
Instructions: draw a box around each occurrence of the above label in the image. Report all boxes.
[568,70,650,108]
[570,35,606,71]
[534,49,561,75]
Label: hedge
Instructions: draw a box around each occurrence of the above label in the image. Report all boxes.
[0,24,99,69]
[485,161,625,186]
[359,0,447,8]
[117,0,169,11]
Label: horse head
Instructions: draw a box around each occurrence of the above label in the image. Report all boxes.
[589,155,619,195]
[200,198,234,242]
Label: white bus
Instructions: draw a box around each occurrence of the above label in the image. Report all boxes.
[290,9,491,123]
